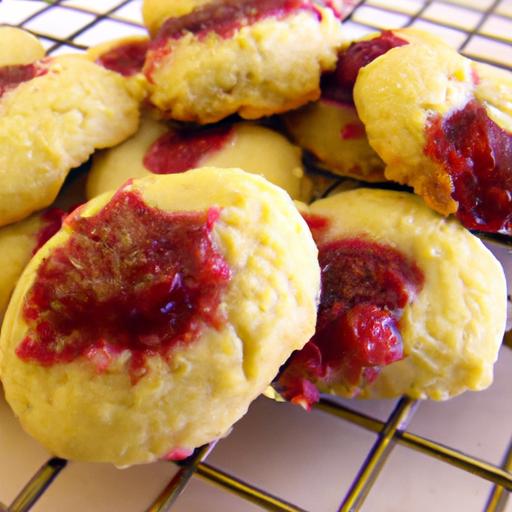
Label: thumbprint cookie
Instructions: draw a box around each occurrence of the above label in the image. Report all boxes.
[143,0,344,123]
[0,52,145,227]
[0,168,320,466]
[87,116,311,201]
[353,29,512,234]
[274,188,506,407]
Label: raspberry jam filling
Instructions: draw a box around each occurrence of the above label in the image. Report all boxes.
[146,0,319,78]
[33,208,68,255]
[96,40,149,77]
[154,0,317,42]
[277,220,424,409]
[322,31,408,104]
[425,99,512,234]
[0,63,47,98]
[340,122,366,140]
[143,125,234,174]
[17,189,231,382]
[162,448,194,462]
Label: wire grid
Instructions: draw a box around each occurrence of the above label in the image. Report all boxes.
[0,0,511,511]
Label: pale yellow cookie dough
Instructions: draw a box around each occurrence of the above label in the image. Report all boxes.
[0,54,145,227]
[0,174,86,325]
[0,27,45,66]
[87,116,311,201]
[0,168,320,466]
[305,189,506,400]
[144,7,343,123]
[0,215,43,324]
[283,99,385,181]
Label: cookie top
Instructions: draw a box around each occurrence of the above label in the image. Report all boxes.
[142,0,212,35]
[0,54,145,227]
[0,174,86,324]
[353,28,512,234]
[87,36,149,77]
[87,116,311,201]
[0,27,45,66]
[0,168,320,466]
[276,188,506,403]
[473,61,512,134]
[143,0,344,123]
[283,99,385,181]
[0,214,46,323]
[142,0,347,35]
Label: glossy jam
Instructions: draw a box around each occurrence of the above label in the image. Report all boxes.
[146,0,319,78]
[302,213,330,232]
[425,99,512,234]
[277,234,424,409]
[33,208,68,255]
[143,125,234,174]
[322,31,408,103]
[0,63,46,98]
[154,0,317,42]
[96,40,149,77]
[18,189,231,381]
[340,121,366,140]
[162,448,194,461]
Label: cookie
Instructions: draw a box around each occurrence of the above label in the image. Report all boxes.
[0,27,45,66]
[275,189,506,405]
[283,99,385,181]
[142,0,350,35]
[87,116,311,200]
[143,0,344,123]
[0,173,86,324]
[0,53,145,227]
[353,29,512,234]
[282,25,402,182]
[142,0,212,35]
[0,168,320,466]
[0,211,64,324]
[281,29,430,182]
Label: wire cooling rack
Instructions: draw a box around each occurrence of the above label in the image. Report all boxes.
[0,1,511,511]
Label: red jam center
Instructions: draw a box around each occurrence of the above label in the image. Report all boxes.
[425,99,512,234]
[340,122,366,140]
[17,189,231,382]
[162,448,194,462]
[0,63,47,98]
[277,227,424,409]
[96,40,149,77]
[153,0,318,43]
[33,208,68,255]
[322,31,408,104]
[143,125,234,174]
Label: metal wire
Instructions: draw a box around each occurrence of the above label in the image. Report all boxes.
[315,399,512,491]
[1,1,511,511]
[146,442,218,512]
[485,440,512,512]
[8,458,67,512]
[338,398,419,511]
[195,464,307,512]
[458,0,503,53]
